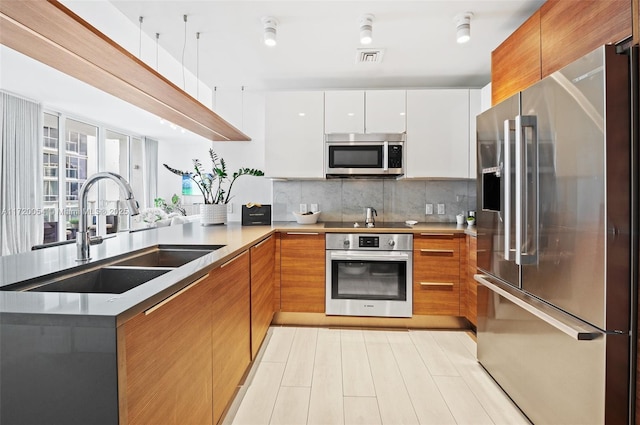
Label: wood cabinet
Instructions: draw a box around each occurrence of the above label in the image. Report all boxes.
[491,11,541,106]
[413,233,461,316]
[265,91,324,178]
[118,274,213,425]
[280,232,325,313]
[406,89,471,178]
[250,235,275,359]
[540,0,632,78]
[324,90,406,134]
[467,235,478,326]
[492,1,633,105]
[211,251,251,424]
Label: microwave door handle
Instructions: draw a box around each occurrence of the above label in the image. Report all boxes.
[503,119,514,261]
[515,115,539,266]
[383,141,389,171]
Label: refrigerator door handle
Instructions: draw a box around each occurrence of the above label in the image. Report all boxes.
[503,119,514,261]
[515,115,539,265]
[475,274,603,340]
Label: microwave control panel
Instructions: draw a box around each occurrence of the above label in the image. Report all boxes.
[388,145,403,168]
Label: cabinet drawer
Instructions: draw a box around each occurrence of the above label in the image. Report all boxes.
[414,234,460,251]
[413,237,461,316]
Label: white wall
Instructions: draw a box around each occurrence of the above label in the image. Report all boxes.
[157,87,271,222]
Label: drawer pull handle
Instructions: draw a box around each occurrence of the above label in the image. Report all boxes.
[420,282,454,287]
[286,232,320,235]
[221,251,248,268]
[420,249,454,254]
[420,233,454,237]
[145,274,208,315]
[253,235,273,249]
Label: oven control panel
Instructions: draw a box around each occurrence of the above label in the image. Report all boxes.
[359,236,379,248]
[326,233,413,251]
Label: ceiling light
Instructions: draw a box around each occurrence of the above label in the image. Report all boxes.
[455,12,473,44]
[262,17,278,47]
[359,14,374,45]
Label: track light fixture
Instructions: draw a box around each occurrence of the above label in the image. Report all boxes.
[359,14,374,45]
[455,12,473,44]
[262,17,278,47]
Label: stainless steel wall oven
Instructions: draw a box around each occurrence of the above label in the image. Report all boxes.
[325,233,413,317]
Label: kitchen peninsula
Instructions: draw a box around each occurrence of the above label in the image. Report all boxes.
[0,221,475,424]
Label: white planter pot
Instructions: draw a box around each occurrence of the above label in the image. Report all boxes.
[200,204,227,225]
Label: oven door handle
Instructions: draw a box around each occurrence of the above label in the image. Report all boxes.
[329,251,410,262]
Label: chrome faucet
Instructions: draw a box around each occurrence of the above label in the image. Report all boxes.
[76,172,140,262]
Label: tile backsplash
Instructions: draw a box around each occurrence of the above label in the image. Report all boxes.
[273,179,477,223]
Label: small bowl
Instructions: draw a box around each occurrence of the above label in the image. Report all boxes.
[405,220,418,226]
[293,211,321,224]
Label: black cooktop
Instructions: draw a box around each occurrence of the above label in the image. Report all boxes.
[323,221,417,229]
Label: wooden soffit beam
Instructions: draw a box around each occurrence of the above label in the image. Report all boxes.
[0,0,251,142]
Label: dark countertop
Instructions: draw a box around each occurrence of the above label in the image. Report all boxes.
[0,221,476,325]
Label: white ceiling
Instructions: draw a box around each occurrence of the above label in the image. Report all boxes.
[110,0,545,90]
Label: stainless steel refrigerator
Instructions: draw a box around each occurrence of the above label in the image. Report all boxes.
[475,45,633,425]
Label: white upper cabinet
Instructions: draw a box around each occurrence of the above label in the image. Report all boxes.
[324,90,406,134]
[469,89,482,178]
[265,91,325,178]
[324,91,365,134]
[406,89,470,178]
[365,90,406,133]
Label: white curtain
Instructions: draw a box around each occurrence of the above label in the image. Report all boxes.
[144,137,158,208]
[0,92,43,255]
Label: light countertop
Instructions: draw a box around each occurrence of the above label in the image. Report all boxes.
[0,221,476,324]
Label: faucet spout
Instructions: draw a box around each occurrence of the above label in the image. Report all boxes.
[76,172,140,262]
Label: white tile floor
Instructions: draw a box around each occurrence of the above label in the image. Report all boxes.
[229,327,530,425]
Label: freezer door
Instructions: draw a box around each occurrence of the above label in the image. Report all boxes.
[476,94,520,287]
[519,45,630,332]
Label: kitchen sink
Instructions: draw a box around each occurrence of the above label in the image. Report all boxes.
[0,244,223,294]
[111,244,223,268]
[1,266,171,294]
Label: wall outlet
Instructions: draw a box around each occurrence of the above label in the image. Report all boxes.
[437,203,445,215]
[310,203,319,213]
[299,203,308,213]
[227,203,233,213]
[425,203,433,215]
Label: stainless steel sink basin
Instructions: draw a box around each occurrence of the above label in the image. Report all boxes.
[2,267,171,294]
[112,244,223,268]
[0,244,224,294]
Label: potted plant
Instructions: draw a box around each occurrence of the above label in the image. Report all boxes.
[154,194,186,216]
[163,149,264,225]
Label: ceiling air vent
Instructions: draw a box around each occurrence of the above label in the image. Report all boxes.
[355,48,385,64]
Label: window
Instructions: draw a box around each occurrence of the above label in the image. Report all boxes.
[43,153,58,177]
[42,113,142,243]
[42,113,60,244]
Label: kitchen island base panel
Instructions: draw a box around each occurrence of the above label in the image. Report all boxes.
[272,312,467,329]
[0,314,118,425]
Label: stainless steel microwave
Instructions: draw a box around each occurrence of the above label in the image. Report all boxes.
[325,133,405,178]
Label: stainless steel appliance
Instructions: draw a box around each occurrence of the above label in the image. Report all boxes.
[325,133,405,177]
[475,45,633,424]
[326,233,412,317]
